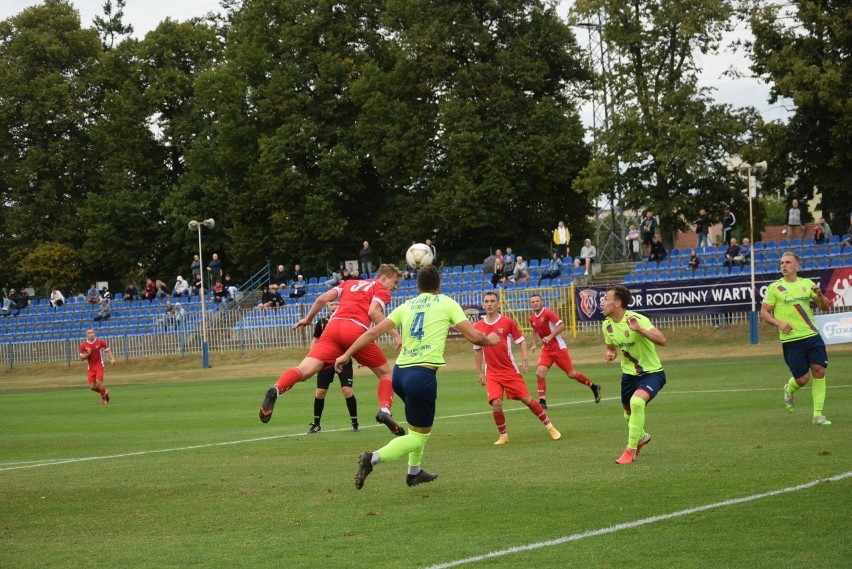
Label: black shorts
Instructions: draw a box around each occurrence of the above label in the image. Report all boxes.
[316,361,354,389]
[782,334,828,379]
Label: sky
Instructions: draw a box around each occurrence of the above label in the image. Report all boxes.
[1,0,792,125]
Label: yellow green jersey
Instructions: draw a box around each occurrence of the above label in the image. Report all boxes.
[602,310,663,376]
[388,293,468,368]
[763,276,820,342]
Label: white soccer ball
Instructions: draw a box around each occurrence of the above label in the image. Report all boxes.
[406,243,434,268]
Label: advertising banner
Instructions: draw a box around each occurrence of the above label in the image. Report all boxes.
[815,312,852,345]
[575,267,852,321]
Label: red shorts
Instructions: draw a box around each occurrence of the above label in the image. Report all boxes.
[537,348,574,373]
[87,367,104,384]
[306,319,388,370]
[486,373,531,402]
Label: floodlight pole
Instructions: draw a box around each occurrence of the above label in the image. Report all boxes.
[738,161,766,345]
[189,218,215,368]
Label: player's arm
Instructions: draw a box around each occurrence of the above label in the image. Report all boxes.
[106,348,116,365]
[604,342,617,363]
[474,348,485,386]
[454,320,499,347]
[369,300,402,351]
[294,289,338,328]
[529,330,540,352]
[626,315,667,346]
[811,284,829,310]
[334,318,396,372]
[760,301,791,334]
[79,349,91,360]
[518,338,529,373]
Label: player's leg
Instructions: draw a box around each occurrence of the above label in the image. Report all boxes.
[555,350,602,402]
[535,357,550,408]
[260,356,325,423]
[339,364,359,431]
[617,372,665,464]
[807,337,830,425]
[309,371,332,433]
[782,340,811,414]
[519,394,560,440]
[488,381,508,444]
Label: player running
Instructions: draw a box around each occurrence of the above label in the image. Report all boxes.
[79,328,116,405]
[307,301,359,433]
[600,285,667,464]
[259,264,405,435]
[335,265,498,489]
[528,293,601,408]
[761,252,831,425]
[474,292,561,445]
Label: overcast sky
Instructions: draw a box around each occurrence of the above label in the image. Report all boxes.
[2,0,791,124]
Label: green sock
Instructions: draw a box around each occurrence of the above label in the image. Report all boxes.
[787,377,801,394]
[406,430,431,468]
[628,396,646,449]
[375,431,427,463]
[812,377,827,417]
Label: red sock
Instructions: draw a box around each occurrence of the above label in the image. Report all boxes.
[377,375,394,409]
[571,372,592,386]
[492,410,507,435]
[536,377,547,399]
[274,368,304,394]
[527,400,550,426]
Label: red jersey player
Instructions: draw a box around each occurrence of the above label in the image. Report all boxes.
[259,264,405,435]
[528,293,601,408]
[474,292,560,444]
[79,328,116,405]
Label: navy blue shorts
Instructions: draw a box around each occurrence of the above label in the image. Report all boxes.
[782,334,828,379]
[392,365,437,429]
[621,370,667,407]
[316,360,353,390]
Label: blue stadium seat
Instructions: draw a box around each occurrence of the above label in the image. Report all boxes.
[828,235,840,245]
[474,263,483,272]
[634,261,646,272]
[765,250,780,262]
[829,245,841,256]
[729,266,742,276]
[705,267,719,278]
[753,241,764,251]
[791,238,802,247]
[668,248,681,258]
[573,266,585,276]
[817,259,829,269]
[830,258,842,268]
[804,260,818,271]
[634,273,646,283]
[463,265,474,273]
[778,239,789,248]
[528,259,539,269]
[452,266,462,274]
[657,270,670,281]
[623,274,634,284]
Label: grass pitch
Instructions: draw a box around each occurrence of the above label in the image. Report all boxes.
[1,330,850,568]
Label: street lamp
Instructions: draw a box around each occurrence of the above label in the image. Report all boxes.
[727,157,767,345]
[188,218,215,368]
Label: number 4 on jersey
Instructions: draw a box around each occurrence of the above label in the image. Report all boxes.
[410,311,425,341]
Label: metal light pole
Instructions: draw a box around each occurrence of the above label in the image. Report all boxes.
[728,157,767,345]
[188,218,215,368]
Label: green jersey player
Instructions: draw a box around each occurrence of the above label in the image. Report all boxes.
[760,252,831,425]
[600,284,668,464]
[335,265,498,489]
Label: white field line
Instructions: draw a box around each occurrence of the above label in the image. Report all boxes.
[1,384,848,472]
[422,471,852,569]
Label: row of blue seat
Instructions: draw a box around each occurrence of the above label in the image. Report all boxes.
[635,254,848,273]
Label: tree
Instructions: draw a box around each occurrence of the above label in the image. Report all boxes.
[93,0,133,50]
[745,0,852,233]
[570,0,758,248]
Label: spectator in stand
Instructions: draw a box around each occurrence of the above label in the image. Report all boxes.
[13,288,29,311]
[190,254,201,279]
[155,280,169,300]
[272,264,289,286]
[123,283,139,302]
[538,252,563,286]
[813,217,831,245]
[86,283,100,305]
[93,293,112,322]
[736,238,751,267]
[784,199,805,240]
[722,238,741,270]
[840,224,852,253]
[289,275,307,298]
[259,284,280,309]
[143,278,157,301]
[174,302,185,324]
[172,276,190,298]
[512,256,529,285]
[500,254,515,286]
[208,253,222,282]
[213,280,227,303]
[723,205,737,245]
[163,300,176,328]
[574,238,597,276]
[553,221,571,259]
[641,211,657,255]
[50,288,66,308]
[191,273,205,297]
[687,249,700,272]
[1,290,19,317]
[694,208,710,249]
[343,268,358,281]
[359,241,374,276]
[482,251,498,277]
[626,224,641,261]
[223,274,238,301]
[647,235,667,263]
[325,268,343,288]
[503,247,516,264]
[425,238,437,263]
[489,250,504,288]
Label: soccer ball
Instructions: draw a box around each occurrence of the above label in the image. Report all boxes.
[406,243,434,268]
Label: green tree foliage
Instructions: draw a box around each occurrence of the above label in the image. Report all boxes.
[15,242,82,295]
[570,0,760,246]
[745,0,852,233]
[93,0,133,49]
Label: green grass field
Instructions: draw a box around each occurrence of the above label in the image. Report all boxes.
[1,334,850,568]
